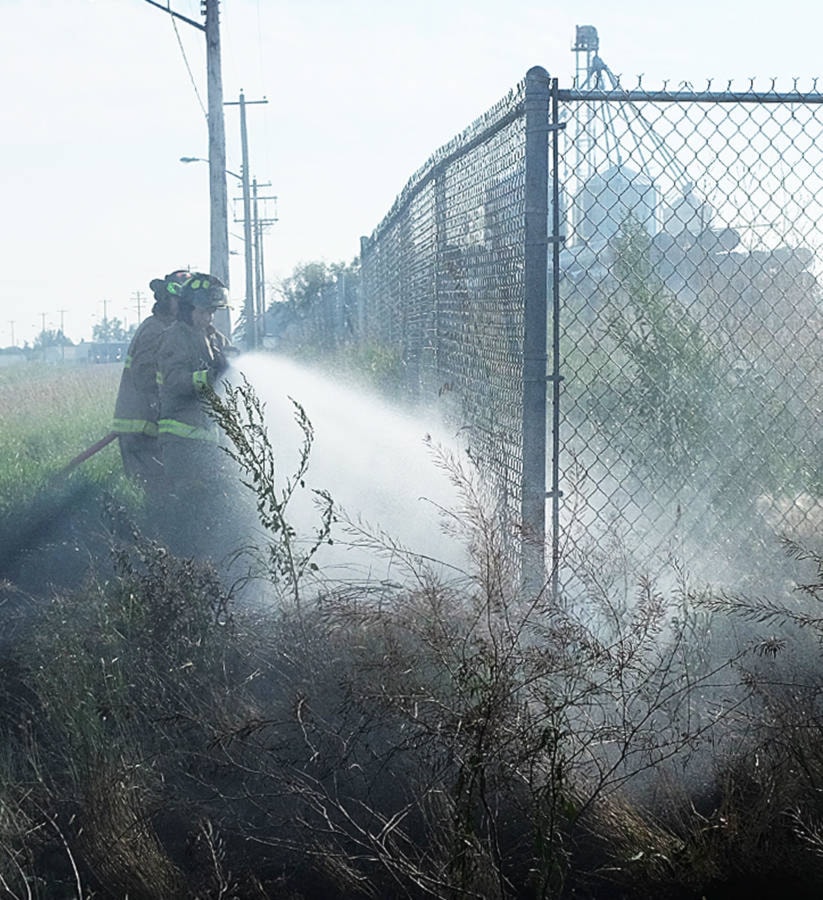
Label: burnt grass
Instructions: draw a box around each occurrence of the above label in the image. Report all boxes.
[3,480,823,898]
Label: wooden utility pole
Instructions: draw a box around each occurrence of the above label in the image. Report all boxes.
[225,90,268,349]
[58,309,67,360]
[204,0,231,337]
[204,2,229,289]
[143,0,230,335]
[252,179,278,344]
[131,290,145,322]
[39,312,47,361]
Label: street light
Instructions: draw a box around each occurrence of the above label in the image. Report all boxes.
[180,157,242,183]
[181,155,254,348]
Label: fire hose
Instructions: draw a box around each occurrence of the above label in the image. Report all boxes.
[56,431,118,478]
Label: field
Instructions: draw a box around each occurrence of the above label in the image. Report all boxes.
[0,362,127,514]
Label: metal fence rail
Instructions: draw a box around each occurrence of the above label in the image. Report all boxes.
[282,69,823,596]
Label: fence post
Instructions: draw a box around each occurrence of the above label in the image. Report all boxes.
[358,235,370,342]
[521,65,551,597]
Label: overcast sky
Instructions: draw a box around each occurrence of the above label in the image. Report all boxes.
[1,0,821,344]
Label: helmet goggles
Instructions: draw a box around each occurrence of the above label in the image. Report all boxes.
[180,274,231,309]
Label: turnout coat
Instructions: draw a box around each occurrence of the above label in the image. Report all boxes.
[155,319,234,555]
[112,311,175,437]
[157,320,231,442]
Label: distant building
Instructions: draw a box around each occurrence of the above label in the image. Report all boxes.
[0,347,26,368]
[88,341,129,364]
[576,165,657,244]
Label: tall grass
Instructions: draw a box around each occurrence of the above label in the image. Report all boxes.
[0,362,128,515]
[2,377,822,897]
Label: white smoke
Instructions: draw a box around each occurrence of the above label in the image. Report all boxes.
[232,353,471,581]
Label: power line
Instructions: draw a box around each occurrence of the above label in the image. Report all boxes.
[143,1,207,118]
[170,12,208,118]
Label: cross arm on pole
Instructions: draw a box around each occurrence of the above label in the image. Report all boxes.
[224,99,270,108]
[142,0,205,32]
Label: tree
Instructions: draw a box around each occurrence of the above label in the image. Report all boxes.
[265,259,360,354]
[603,217,720,480]
[275,260,353,311]
[92,317,130,342]
[33,328,74,349]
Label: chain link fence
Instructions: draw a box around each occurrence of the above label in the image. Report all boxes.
[556,82,823,594]
[280,68,823,594]
[357,75,543,582]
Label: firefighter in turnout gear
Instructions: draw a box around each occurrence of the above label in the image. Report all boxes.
[112,270,189,487]
[156,272,235,556]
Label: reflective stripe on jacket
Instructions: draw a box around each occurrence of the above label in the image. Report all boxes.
[112,416,159,437]
[112,312,174,436]
[157,418,219,442]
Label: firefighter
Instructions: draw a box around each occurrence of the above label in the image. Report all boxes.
[156,272,235,556]
[112,270,189,488]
